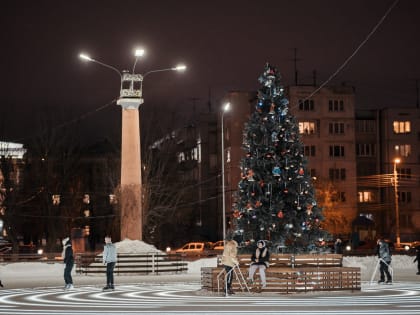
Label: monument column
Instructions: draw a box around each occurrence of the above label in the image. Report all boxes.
[118,99,142,240]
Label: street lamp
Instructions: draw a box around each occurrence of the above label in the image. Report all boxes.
[79,49,186,241]
[221,102,231,242]
[393,157,401,247]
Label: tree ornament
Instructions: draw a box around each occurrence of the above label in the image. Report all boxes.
[247,169,255,182]
[277,210,284,218]
[272,166,281,177]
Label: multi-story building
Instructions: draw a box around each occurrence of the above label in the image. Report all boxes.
[378,107,420,241]
[219,87,420,242]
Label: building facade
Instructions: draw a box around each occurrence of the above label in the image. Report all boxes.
[219,88,420,242]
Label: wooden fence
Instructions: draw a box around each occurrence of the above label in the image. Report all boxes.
[75,252,188,275]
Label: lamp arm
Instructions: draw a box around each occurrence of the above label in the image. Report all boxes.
[90,59,122,78]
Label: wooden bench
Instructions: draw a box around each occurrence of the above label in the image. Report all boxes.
[202,254,360,294]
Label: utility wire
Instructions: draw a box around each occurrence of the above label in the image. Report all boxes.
[291,0,400,109]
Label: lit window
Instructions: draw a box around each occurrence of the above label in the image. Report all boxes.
[299,121,316,134]
[52,195,60,205]
[83,194,90,204]
[394,144,411,157]
[393,121,411,134]
[109,194,118,205]
[358,191,375,203]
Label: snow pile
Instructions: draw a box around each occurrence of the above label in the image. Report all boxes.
[343,255,416,272]
[114,239,163,254]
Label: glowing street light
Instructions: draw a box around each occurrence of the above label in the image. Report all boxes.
[393,157,401,247]
[221,102,231,242]
[79,48,186,241]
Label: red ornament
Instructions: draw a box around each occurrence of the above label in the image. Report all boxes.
[277,211,284,218]
[233,210,240,218]
[298,168,304,175]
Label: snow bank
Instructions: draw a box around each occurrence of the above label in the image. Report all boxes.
[114,239,163,254]
[343,255,416,272]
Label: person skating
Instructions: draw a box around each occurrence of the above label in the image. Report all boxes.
[102,235,117,291]
[62,237,74,290]
[414,245,420,275]
[221,238,239,295]
[377,237,392,284]
[0,280,3,288]
[247,240,270,290]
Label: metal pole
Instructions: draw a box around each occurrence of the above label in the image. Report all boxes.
[221,111,226,242]
[393,161,400,247]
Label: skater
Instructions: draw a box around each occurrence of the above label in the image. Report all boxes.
[102,235,117,290]
[377,237,392,284]
[414,245,420,275]
[247,240,270,289]
[0,280,3,288]
[221,238,239,295]
[62,237,74,290]
[334,238,343,254]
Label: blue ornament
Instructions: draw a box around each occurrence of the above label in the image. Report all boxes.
[272,166,281,177]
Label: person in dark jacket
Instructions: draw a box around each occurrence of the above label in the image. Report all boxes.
[414,246,420,275]
[247,240,270,289]
[62,237,74,290]
[334,238,343,254]
[377,238,392,284]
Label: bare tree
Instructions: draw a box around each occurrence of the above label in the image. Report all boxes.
[314,178,351,236]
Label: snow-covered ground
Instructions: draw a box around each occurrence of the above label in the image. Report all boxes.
[0,239,418,289]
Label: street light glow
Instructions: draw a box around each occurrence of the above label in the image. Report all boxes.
[394,158,401,164]
[173,64,187,71]
[223,102,231,112]
[79,53,92,61]
[134,48,145,57]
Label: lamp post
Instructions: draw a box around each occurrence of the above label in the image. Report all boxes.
[221,102,231,242]
[393,158,401,247]
[79,49,186,241]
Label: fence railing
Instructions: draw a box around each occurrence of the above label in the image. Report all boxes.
[75,252,188,275]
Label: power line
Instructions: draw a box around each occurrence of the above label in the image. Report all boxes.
[291,0,400,109]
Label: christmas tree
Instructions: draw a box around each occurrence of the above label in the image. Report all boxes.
[233,63,328,252]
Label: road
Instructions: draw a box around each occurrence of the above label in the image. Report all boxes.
[1,281,420,315]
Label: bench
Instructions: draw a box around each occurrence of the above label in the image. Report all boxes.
[202,254,360,294]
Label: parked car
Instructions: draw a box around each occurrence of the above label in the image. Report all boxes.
[171,242,214,256]
[212,241,224,251]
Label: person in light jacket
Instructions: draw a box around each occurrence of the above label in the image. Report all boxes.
[221,239,239,295]
[248,240,270,289]
[102,235,117,290]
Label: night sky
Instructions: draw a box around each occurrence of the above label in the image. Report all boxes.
[1,0,419,144]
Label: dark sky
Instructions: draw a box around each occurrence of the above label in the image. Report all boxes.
[1,0,419,144]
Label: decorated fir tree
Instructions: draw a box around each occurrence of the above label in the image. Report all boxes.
[232,63,328,252]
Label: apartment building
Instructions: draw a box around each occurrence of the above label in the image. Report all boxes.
[219,88,420,242]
